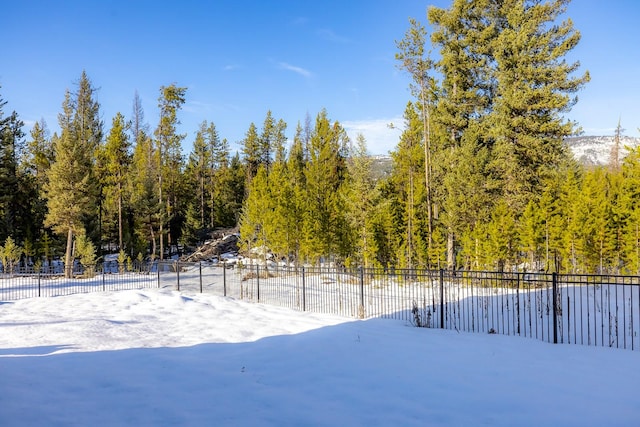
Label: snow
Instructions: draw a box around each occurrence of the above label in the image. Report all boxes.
[566,135,640,165]
[1,288,639,426]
